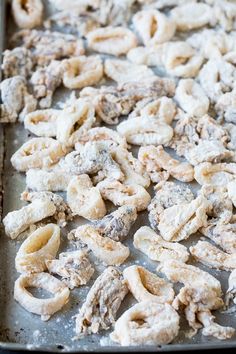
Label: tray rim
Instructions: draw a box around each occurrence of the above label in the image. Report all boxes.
[1,1,236,352]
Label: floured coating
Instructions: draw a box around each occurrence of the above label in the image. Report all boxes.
[66,175,106,220]
[110,302,179,346]
[3,199,56,239]
[46,250,94,289]
[138,145,194,183]
[159,260,234,339]
[123,265,174,303]
[75,225,130,265]
[75,267,128,336]
[86,26,137,56]
[14,272,70,321]
[15,223,60,274]
[148,181,194,231]
[11,137,67,172]
[133,226,189,263]
[97,178,151,211]
[158,195,211,242]
[93,205,137,241]
[190,240,236,271]
[12,0,44,29]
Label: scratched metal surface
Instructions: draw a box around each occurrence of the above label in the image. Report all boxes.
[1,1,236,352]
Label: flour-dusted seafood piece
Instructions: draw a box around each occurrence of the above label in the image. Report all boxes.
[198,310,235,340]
[123,265,174,303]
[149,0,193,8]
[97,179,151,211]
[190,241,236,271]
[12,0,43,29]
[134,97,176,125]
[11,137,66,172]
[184,140,233,166]
[138,145,194,183]
[226,269,236,306]
[197,115,229,146]
[56,99,95,147]
[46,250,94,289]
[170,115,199,157]
[200,185,233,224]
[127,45,165,66]
[159,260,234,339]
[47,0,134,28]
[133,226,189,263]
[227,180,236,208]
[94,0,136,26]
[3,199,56,239]
[158,195,211,242]
[14,272,70,321]
[67,175,106,220]
[12,30,84,66]
[2,47,34,78]
[170,2,215,31]
[75,225,129,266]
[216,90,236,124]
[75,266,128,336]
[194,162,236,186]
[117,117,173,146]
[201,222,236,254]
[162,42,203,78]
[48,0,98,11]
[75,127,128,151]
[225,123,236,150]
[112,147,150,187]
[133,9,175,46]
[21,190,73,227]
[24,109,60,137]
[63,56,103,89]
[15,224,60,274]
[187,28,235,59]
[93,205,137,241]
[104,59,154,84]
[26,164,74,192]
[80,76,175,124]
[86,26,137,56]
[175,79,209,117]
[0,76,36,123]
[199,58,236,103]
[44,9,100,37]
[62,142,123,181]
[148,181,194,231]
[80,86,135,125]
[110,301,179,346]
[30,60,65,109]
[213,0,236,31]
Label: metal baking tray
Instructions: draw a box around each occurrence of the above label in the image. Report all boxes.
[1,0,236,351]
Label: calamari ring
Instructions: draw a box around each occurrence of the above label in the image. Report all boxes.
[123,265,174,304]
[12,0,43,29]
[87,26,137,56]
[15,224,60,274]
[63,56,103,89]
[97,178,151,211]
[11,137,66,172]
[75,224,130,266]
[110,301,179,346]
[74,126,128,151]
[24,109,60,137]
[56,99,95,147]
[14,272,70,321]
[133,9,176,46]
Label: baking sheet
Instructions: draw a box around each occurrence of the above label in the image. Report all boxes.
[1,1,236,352]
